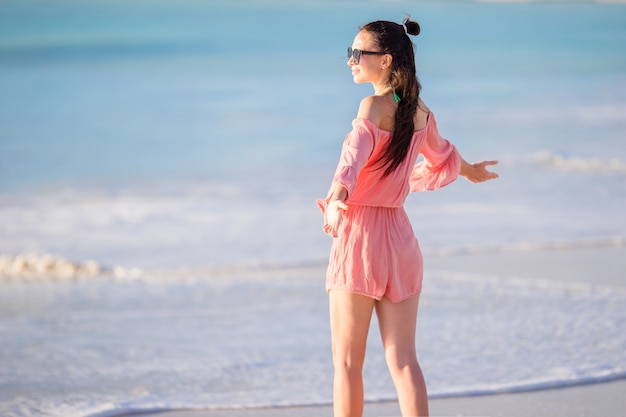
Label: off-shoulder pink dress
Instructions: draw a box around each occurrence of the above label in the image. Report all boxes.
[317,112,461,302]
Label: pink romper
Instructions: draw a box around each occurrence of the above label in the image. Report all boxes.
[317,112,461,302]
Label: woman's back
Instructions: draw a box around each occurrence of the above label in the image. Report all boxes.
[357,94,430,132]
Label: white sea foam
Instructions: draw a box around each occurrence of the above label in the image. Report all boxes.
[484,103,626,126]
[0,253,102,281]
[530,151,626,174]
[424,235,626,257]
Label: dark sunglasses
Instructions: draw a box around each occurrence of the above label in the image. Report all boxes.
[347,47,386,64]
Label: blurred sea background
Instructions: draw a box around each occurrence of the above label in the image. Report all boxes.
[1,1,625,416]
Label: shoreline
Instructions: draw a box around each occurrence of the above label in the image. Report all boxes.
[122,378,626,417]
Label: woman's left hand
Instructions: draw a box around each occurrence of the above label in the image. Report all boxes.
[460,159,499,183]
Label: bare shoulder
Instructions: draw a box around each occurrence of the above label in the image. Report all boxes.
[356,96,431,131]
[356,95,389,126]
[414,98,430,131]
[417,98,430,114]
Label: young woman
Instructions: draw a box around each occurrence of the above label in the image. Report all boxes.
[317,18,499,417]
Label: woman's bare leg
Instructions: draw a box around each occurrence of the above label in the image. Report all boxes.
[329,290,376,417]
[376,295,428,416]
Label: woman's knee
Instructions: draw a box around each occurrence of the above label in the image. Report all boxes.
[332,343,366,371]
[384,344,418,373]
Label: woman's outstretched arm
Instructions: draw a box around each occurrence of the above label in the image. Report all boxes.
[460,159,499,183]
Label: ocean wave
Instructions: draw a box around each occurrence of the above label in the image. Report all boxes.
[3,235,624,282]
[529,151,626,174]
[0,253,102,281]
[428,368,626,399]
[0,253,151,282]
[454,103,626,127]
[423,235,626,257]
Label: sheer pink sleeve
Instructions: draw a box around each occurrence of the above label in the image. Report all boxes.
[409,113,461,192]
[317,119,376,215]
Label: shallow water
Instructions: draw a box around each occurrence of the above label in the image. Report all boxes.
[1,267,625,417]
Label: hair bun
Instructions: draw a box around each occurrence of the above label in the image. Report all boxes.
[403,18,420,36]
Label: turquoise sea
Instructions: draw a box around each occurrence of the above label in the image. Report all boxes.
[1,1,625,416]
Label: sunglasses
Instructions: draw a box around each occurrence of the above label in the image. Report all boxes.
[347,47,386,64]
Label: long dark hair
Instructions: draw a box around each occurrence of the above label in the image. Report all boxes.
[361,18,421,177]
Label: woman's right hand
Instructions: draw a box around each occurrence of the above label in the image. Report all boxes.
[324,199,348,237]
[460,159,499,183]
